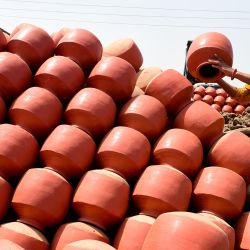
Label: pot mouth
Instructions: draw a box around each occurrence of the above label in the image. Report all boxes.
[197,62,220,80]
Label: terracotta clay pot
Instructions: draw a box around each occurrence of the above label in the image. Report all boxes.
[0,239,24,250]
[214,95,225,107]
[174,100,224,148]
[0,177,13,221]
[9,87,63,139]
[51,221,109,250]
[12,168,73,231]
[63,240,116,250]
[211,103,222,112]
[0,221,49,250]
[64,88,116,139]
[118,95,168,141]
[194,86,206,96]
[51,27,71,47]
[34,56,85,101]
[186,32,233,83]
[55,28,102,70]
[216,88,228,98]
[132,165,192,217]
[113,214,155,250]
[88,56,136,104]
[234,105,245,114]
[202,94,214,105]
[131,86,144,97]
[0,95,6,123]
[7,23,54,70]
[192,93,202,101]
[0,124,39,181]
[207,130,250,183]
[0,52,32,102]
[225,96,238,108]
[192,166,246,221]
[152,128,203,177]
[96,126,151,180]
[103,38,143,71]
[222,105,233,113]
[145,69,193,116]
[73,169,130,230]
[141,212,229,250]
[205,87,217,97]
[0,30,7,51]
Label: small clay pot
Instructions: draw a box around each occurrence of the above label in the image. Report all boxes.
[216,88,228,98]
[0,30,7,51]
[96,126,151,180]
[131,86,144,97]
[0,239,24,250]
[225,96,238,108]
[234,105,245,114]
[222,105,233,113]
[211,103,222,112]
[205,87,217,97]
[63,240,116,250]
[202,94,214,105]
[34,56,85,101]
[73,169,130,230]
[194,86,206,96]
[0,177,13,221]
[12,168,73,231]
[51,27,71,47]
[0,95,6,123]
[132,165,192,217]
[113,214,155,250]
[192,93,202,101]
[214,95,225,107]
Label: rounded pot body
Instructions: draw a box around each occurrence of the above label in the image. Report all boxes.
[63,240,116,250]
[0,95,6,123]
[51,27,71,47]
[0,177,13,221]
[0,239,24,250]
[0,30,7,51]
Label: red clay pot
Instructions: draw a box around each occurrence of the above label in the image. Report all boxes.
[194,86,206,96]
[193,166,246,220]
[131,86,144,97]
[51,27,71,47]
[202,94,214,105]
[153,128,203,177]
[132,165,192,217]
[118,95,168,141]
[0,52,32,102]
[73,169,130,230]
[51,221,109,250]
[145,69,193,116]
[0,95,6,123]
[0,177,13,221]
[40,125,96,180]
[34,56,85,101]
[9,87,63,139]
[63,240,116,250]
[214,95,225,107]
[0,124,39,181]
[12,168,73,231]
[103,38,143,72]
[113,214,155,250]
[96,126,151,180]
[222,104,233,113]
[88,56,136,103]
[211,103,222,112]
[192,93,202,101]
[225,96,238,108]
[234,104,245,114]
[205,86,217,97]
[174,100,224,148]
[207,130,250,183]
[64,88,116,139]
[0,239,24,250]
[216,88,228,98]
[186,32,233,83]
[0,221,49,250]
[7,23,54,70]
[0,30,7,51]
[55,28,102,70]
[141,212,229,250]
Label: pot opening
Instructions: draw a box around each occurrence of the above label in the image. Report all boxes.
[198,64,219,79]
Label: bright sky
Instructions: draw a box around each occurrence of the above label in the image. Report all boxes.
[0,0,249,86]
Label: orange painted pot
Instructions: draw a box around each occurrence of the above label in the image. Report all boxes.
[192,166,246,221]
[9,87,63,139]
[0,221,49,250]
[0,177,13,221]
[96,126,151,180]
[55,28,102,71]
[34,56,85,101]
[132,165,192,217]
[0,239,24,250]
[113,214,155,250]
[186,32,233,83]
[141,212,229,250]
[0,95,6,123]
[0,124,39,181]
[12,168,73,232]
[63,240,116,250]
[0,30,7,51]
[131,86,144,97]
[174,100,224,148]
[118,95,168,141]
[145,69,193,116]
[153,128,203,177]
[51,27,71,47]
[51,221,109,250]
[64,88,116,139]
[73,169,130,230]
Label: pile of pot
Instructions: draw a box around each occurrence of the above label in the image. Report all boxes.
[0,24,249,250]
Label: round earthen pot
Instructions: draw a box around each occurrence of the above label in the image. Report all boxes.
[192,93,202,101]
[225,96,238,108]
[0,124,39,181]
[0,95,6,123]
[0,52,32,102]
[132,165,192,217]
[0,30,7,51]
[96,126,151,180]
[192,166,246,220]
[12,168,73,231]
[62,240,116,250]
[0,221,49,250]
[55,28,102,70]
[186,32,233,83]
[118,95,168,141]
[152,128,203,177]
[51,221,109,250]
[194,86,206,96]
[51,27,71,47]
[234,105,245,114]
[7,23,54,70]
[0,177,13,221]
[34,56,85,101]
[73,169,130,230]
[174,100,224,148]
[131,86,144,97]
[202,94,214,105]
[113,214,155,250]
[87,56,136,104]
[207,130,250,183]
[0,239,24,250]
[64,88,117,139]
[205,87,217,97]
[141,212,229,250]
[211,103,222,112]
[9,87,63,139]
[216,88,228,98]
[214,95,225,107]
[145,69,193,116]
[222,104,233,113]
[40,124,96,180]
